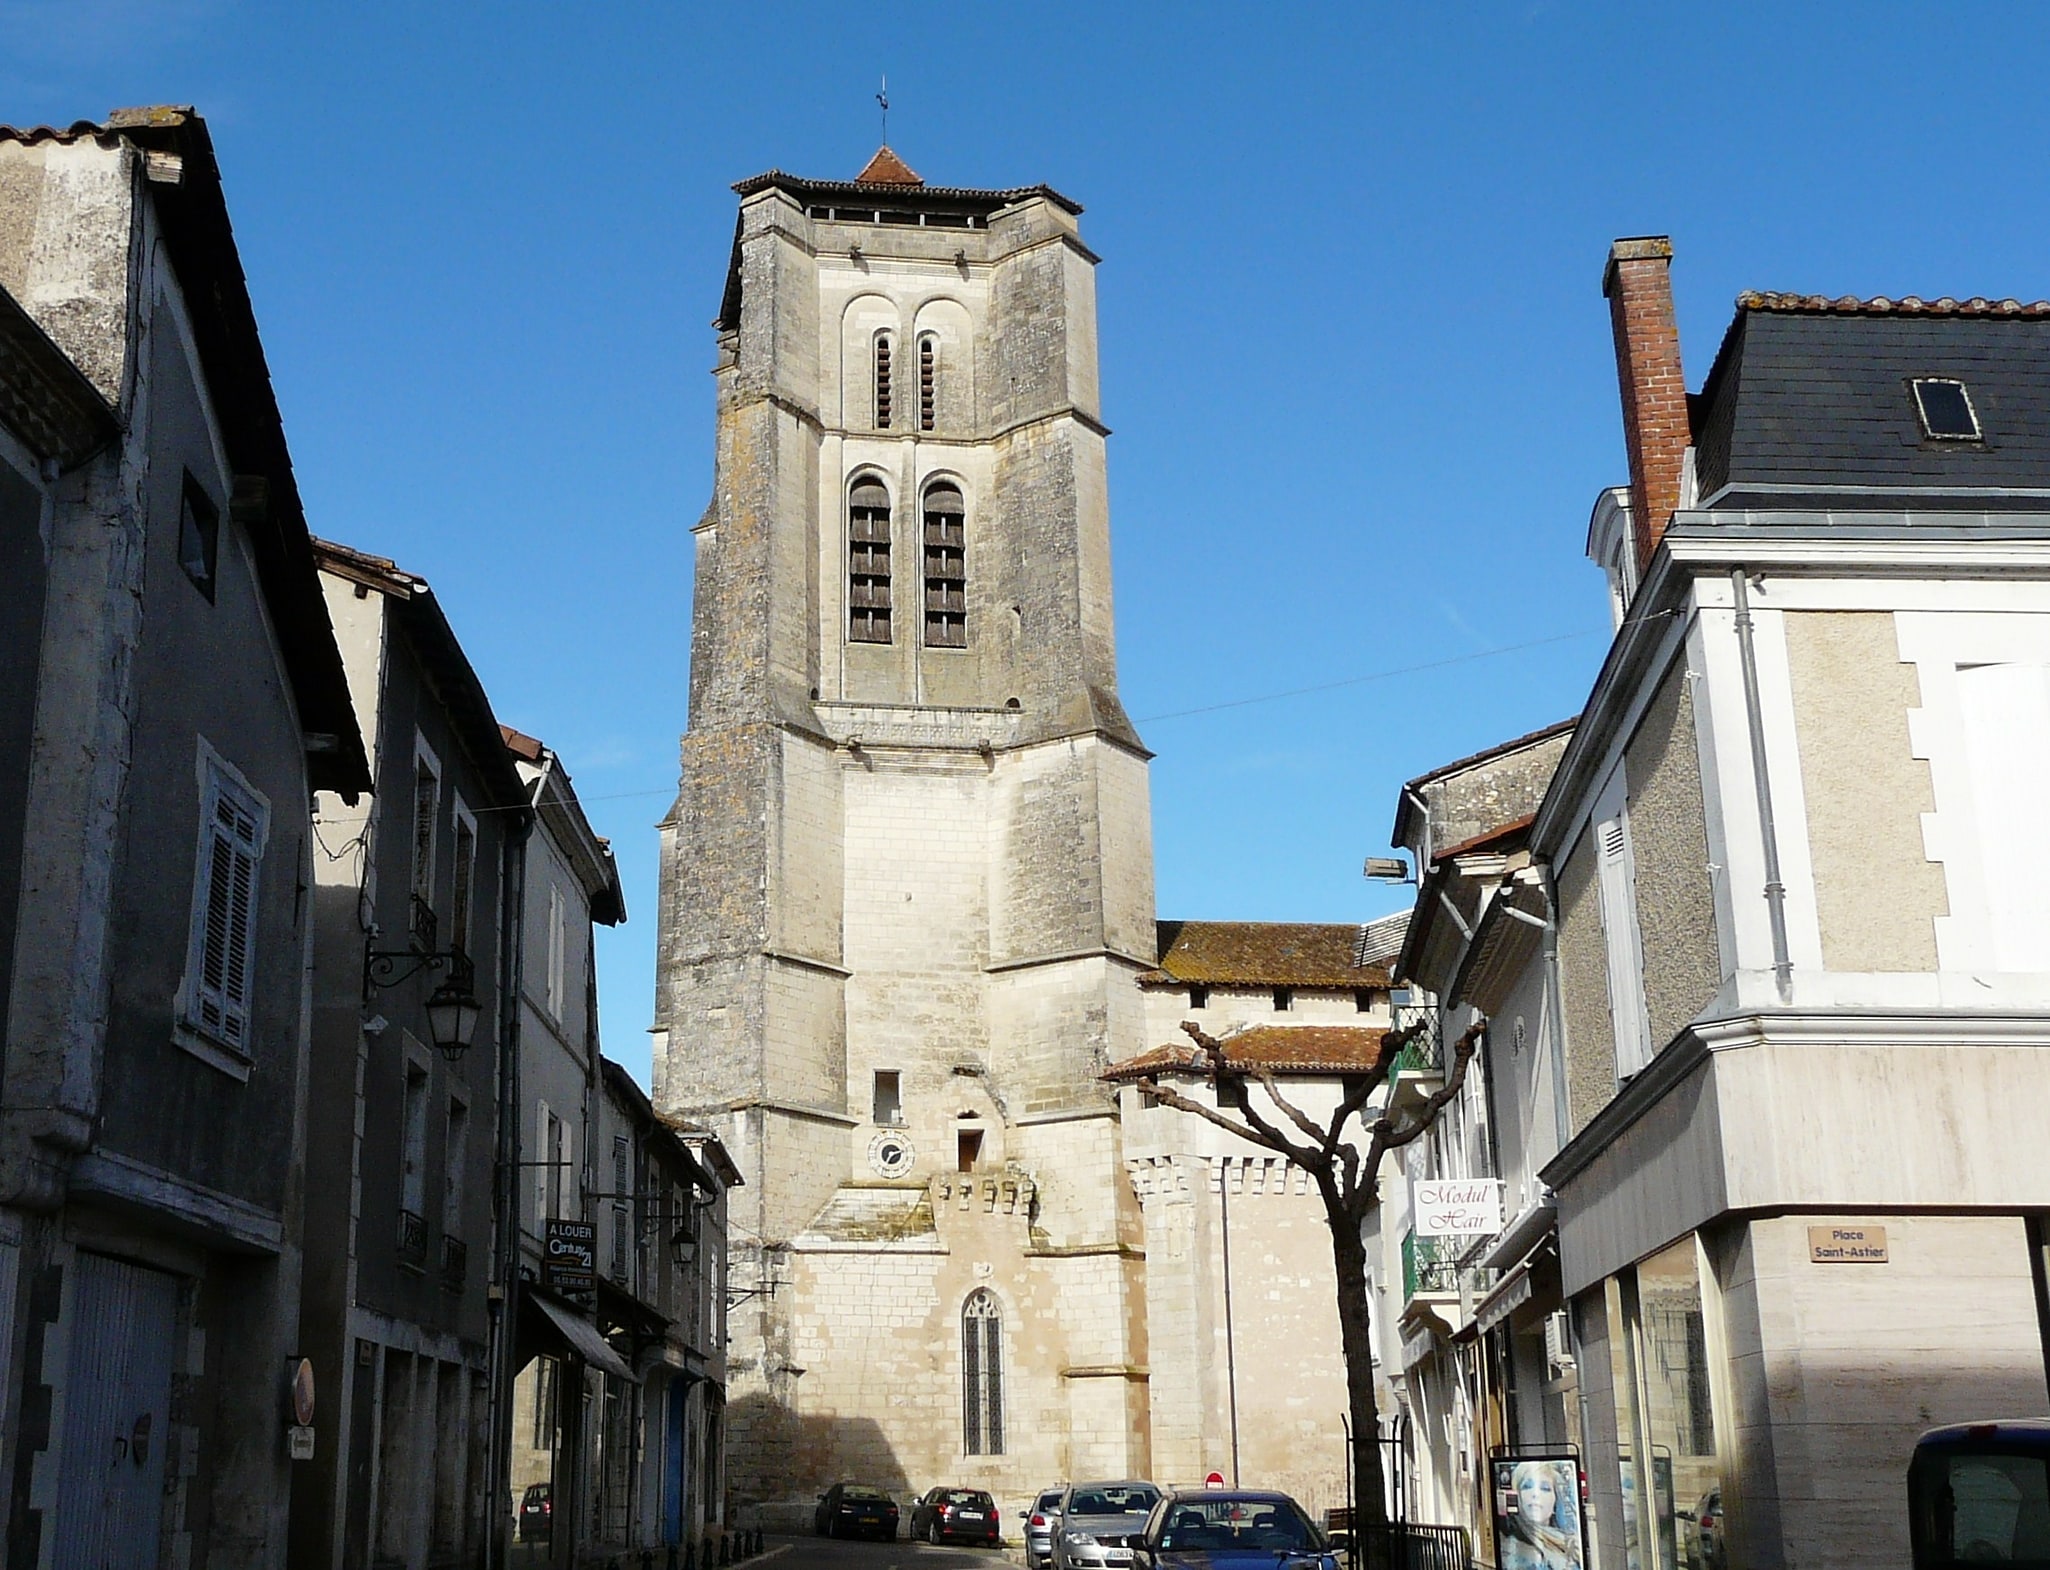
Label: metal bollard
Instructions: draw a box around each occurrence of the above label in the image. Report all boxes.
[667,1546,679,1570]
[683,1544,696,1570]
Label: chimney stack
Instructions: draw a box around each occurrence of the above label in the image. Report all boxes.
[1604,236,1691,575]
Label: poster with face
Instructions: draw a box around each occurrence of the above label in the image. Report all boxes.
[1492,1455,1587,1570]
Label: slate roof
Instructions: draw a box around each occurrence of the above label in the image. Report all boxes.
[1141,921,1391,989]
[1690,295,2050,510]
[1103,1025,1392,1082]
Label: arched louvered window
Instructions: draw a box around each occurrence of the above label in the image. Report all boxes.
[923,483,966,649]
[919,335,937,432]
[849,479,892,644]
[962,1289,1004,1455]
[874,333,894,430]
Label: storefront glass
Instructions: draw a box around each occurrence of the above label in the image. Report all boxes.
[1631,1240,1722,1570]
[1604,1277,1646,1570]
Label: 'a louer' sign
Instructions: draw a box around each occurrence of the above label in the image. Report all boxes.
[1413,1179,1503,1237]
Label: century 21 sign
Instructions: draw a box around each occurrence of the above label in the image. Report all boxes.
[544,1219,597,1293]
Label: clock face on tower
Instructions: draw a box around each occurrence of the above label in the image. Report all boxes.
[868,1131,916,1179]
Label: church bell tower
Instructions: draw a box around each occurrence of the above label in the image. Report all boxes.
[655,147,1157,1514]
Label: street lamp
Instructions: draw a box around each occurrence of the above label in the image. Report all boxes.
[364,921,483,1064]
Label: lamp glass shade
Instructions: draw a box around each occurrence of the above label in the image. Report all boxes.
[425,980,482,1058]
[671,1227,697,1268]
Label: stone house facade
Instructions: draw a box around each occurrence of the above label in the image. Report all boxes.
[294,539,531,1569]
[0,109,370,1568]
[1390,237,2050,1570]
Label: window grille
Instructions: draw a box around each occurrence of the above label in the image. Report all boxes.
[183,752,269,1052]
[919,336,936,431]
[923,484,966,648]
[874,334,894,429]
[849,479,893,643]
[962,1289,1004,1455]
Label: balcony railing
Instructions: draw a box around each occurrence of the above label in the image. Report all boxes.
[1402,1229,1465,1299]
[1386,1007,1443,1079]
[398,1207,427,1264]
[441,1234,468,1289]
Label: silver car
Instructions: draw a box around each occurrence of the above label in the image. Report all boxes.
[1052,1481,1162,1570]
[1023,1487,1067,1568]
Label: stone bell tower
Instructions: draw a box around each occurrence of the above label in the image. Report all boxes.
[654,148,1158,1517]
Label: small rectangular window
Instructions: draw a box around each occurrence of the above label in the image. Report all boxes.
[182,747,269,1054]
[1355,988,1374,1013]
[873,1070,902,1125]
[411,746,440,943]
[178,473,220,601]
[1912,377,1981,440]
[957,1129,983,1173]
[1273,987,1293,1012]
[1188,984,1209,1010]
[449,805,477,957]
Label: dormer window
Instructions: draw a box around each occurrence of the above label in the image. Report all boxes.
[1912,378,1981,441]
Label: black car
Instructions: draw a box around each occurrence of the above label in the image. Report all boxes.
[814,1482,900,1540]
[518,1482,552,1541]
[911,1487,1001,1546]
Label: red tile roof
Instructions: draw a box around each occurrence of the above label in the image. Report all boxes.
[1432,812,1537,865]
[853,145,922,186]
[1738,291,2050,318]
[1103,1024,1392,1081]
[1141,921,1389,988]
[500,724,545,763]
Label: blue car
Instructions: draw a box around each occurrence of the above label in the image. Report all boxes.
[1133,1490,1338,1569]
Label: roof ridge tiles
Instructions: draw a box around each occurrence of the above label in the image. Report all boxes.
[1739,289,2050,317]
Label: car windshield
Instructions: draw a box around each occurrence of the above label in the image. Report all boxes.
[1155,1498,1321,1553]
[1070,1486,1161,1518]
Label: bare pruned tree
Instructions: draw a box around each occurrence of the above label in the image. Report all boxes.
[1133,1016,1481,1531]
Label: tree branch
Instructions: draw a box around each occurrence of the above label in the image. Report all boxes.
[1367,1019,1484,1161]
[1132,1078,1305,1162]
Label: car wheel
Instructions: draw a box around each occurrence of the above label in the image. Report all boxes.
[927,1520,941,1545]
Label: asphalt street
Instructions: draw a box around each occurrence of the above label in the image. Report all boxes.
[758,1532,1020,1570]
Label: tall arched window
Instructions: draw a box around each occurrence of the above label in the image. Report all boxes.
[923,483,966,649]
[874,333,894,430]
[849,479,892,644]
[962,1289,1004,1455]
[918,335,937,432]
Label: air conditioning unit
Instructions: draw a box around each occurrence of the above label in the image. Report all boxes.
[1545,1310,1576,1376]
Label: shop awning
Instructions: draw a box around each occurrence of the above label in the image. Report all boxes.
[530,1292,634,1381]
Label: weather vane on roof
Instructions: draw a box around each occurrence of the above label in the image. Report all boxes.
[877,75,889,143]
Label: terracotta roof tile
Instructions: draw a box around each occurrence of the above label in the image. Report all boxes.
[500,724,545,763]
[1103,1024,1392,1082]
[1738,290,2050,318]
[1140,921,1389,989]
[853,145,922,186]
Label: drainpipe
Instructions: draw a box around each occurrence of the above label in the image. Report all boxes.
[1219,1158,1241,1486]
[486,804,532,1570]
[1729,569,1794,1003]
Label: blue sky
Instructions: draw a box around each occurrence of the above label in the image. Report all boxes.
[9,2,2047,1084]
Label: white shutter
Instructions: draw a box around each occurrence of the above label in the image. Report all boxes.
[186,754,268,1052]
[1592,766,1652,1080]
[535,1100,552,1225]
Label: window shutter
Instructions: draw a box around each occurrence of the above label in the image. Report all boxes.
[188,758,267,1051]
[1592,768,1652,1079]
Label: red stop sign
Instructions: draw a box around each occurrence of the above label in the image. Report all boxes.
[1205,1472,1225,1489]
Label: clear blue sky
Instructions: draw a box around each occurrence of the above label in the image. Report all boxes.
[10,2,2047,1085]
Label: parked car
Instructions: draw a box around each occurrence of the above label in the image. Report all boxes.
[518,1482,552,1541]
[1023,1487,1068,1567]
[1910,1420,2050,1570]
[814,1482,900,1540]
[912,1486,1001,1546]
[1133,1489,1337,1568]
[1680,1486,1723,1570]
[1053,1481,1162,1570]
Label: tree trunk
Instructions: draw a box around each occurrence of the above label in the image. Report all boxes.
[1324,1191,1389,1529]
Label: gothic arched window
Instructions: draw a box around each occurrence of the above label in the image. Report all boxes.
[874,333,894,430]
[919,335,937,432]
[849,478,892,644]
[962,1289,1004,1455]
[922,483,966,649]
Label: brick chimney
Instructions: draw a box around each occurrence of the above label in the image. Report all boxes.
[1603,236,1691,575]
